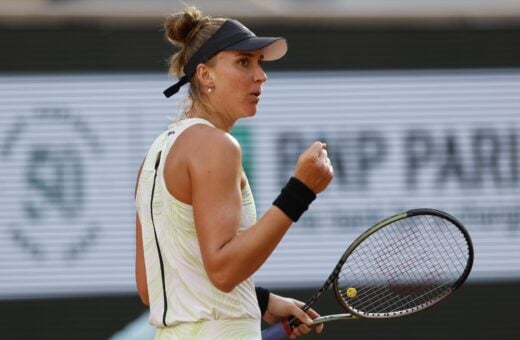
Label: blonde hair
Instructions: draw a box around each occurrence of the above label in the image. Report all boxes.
[164,7,225,112]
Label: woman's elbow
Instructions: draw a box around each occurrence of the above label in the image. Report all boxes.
[207,271,239,293]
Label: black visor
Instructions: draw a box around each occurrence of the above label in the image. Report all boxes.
[163,19,287,98]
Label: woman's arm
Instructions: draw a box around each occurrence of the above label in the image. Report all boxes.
[134,160,149,305]
[189,128,333,292]
[135,214,149,305]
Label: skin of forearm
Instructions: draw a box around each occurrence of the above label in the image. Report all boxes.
[203,207,292,292]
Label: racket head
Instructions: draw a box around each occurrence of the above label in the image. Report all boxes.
[333,208,474,319]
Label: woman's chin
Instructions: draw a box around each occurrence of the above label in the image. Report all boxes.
[243,106,258,117]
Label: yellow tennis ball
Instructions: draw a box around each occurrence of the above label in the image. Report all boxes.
[346,287,357,298]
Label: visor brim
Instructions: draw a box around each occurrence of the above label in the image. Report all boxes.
[224,37,287,61]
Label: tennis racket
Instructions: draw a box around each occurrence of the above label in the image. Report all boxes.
[261,208,474,340]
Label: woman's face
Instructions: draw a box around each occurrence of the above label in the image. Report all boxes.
[208,49,267,120]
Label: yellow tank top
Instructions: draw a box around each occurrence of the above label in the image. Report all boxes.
[135,118,261,336]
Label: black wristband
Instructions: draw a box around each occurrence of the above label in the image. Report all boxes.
[273,177,316,222]
[255,286,270,316]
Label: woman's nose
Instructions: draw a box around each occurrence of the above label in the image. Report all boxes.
[255,66,267,83]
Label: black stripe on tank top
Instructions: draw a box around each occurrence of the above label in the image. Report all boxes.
[150,151,169,327]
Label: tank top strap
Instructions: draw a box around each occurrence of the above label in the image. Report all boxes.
[167,117,215,131]
[156,118,215,171]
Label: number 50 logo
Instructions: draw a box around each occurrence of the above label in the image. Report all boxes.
[1,107,103,262]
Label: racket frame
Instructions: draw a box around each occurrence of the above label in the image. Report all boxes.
[264,208,474,339]
[285,208,473,328]
[333,208,474,319]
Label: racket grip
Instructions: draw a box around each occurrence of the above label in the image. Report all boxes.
[261,319,292,340]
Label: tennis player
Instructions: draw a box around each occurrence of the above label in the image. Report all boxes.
[135,7,333,339]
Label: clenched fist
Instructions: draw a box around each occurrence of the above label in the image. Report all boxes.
[293,142,334,194]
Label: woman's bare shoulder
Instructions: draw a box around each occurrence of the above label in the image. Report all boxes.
[179,124,242,158]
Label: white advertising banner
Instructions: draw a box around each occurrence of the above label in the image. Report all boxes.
[0,70,519,299]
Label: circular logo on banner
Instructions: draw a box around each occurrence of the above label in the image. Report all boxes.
[1,107,103,262]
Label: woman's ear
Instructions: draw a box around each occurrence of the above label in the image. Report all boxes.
[195,64,215,89]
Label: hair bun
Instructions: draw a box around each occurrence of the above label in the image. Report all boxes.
[164,6,204,45]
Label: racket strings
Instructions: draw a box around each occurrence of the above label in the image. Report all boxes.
[351,218,466,313]
[339,237,441,314]
[337,215,470,317]
[364,218,465,311]
[340,279,453,316]
[346,271,454,310]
